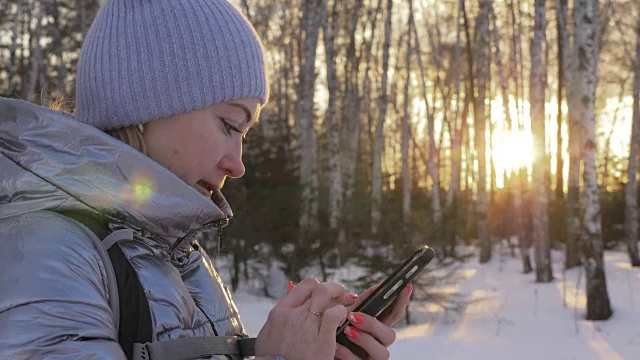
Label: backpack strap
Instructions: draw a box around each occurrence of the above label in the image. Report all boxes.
[106,231,153,358]
[61,211,152,358]
[62,211,257,359]
[132,337,256,360]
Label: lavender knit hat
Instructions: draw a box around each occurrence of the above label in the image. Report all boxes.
[75,0,268,130]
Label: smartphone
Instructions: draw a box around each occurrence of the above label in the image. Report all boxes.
[336,245,436,356]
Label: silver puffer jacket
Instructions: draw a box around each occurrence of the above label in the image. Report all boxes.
[0,97,246,359]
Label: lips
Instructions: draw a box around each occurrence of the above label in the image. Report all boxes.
[196,180,216,197]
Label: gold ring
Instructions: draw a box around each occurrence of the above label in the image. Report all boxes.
[308,308,323,317]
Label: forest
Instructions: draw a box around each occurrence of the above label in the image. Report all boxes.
[1,0,639,324]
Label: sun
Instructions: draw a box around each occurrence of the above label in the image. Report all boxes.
[490,128,534,185]
[486,97,535,188]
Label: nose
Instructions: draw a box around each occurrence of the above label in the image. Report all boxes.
[218,153,245,178]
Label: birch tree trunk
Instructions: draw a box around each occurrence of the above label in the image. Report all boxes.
[343,0,378,243]
[445,0,465,258]
[25,0,43,102]
[574,0,612,320]
[506,0,531,272]
[559,0,582,270]
[402,6,413,226]
[6,1,22,95]
[489,2,512,155]
[530,0,553,282]
[555,0,568,201]
[323,0,342,239]
[625,15,640,267]
[342,0,364,229]
[371,0,393,236]
[296,0,323,267]
[51,0,67,98]
[472,0,492,263]
[411,11,442,238]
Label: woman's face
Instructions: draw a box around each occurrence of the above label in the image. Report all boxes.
[143,98,260,197]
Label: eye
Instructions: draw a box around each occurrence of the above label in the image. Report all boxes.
[220,117,247,143]
[221,120,234,136]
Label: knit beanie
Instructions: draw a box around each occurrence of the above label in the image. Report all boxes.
[75,0,268,130]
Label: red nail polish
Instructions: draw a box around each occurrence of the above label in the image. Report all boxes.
[407,283,413,295]
[349,312,363,324]
[287,281,294,293]
[347,293,358,300]
[345,326,360,339]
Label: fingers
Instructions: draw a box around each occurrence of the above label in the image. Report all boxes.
[319,304,348,338]
[286,279,356,312]
[335,343,360,360]
[347,312,396,347]
[280,277,319,307]
[307,282,357,313]
[342,325,390,360]
[377,283,412,326]
[347,283,382,312]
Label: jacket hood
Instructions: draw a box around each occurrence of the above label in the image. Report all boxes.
[0,97,232,245]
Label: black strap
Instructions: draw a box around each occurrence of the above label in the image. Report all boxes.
[108,243,153,358]
[61,211,152,359]
[62,211,254,359]
[132,336,256,360]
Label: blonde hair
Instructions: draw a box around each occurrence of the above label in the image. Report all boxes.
[47,98,148,155]
[106,125,149,155]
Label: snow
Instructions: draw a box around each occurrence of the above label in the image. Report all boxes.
[230,248,640,359]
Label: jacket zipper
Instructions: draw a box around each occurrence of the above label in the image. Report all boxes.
[169,217,229,258]
[169,217,231,341]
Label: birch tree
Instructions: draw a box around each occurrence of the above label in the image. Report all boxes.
[507,0,532,272]
[573,0,612,320]
[625,14,640,267]
[555,0,567,201]
[323,0,343,243]
[371,0,393,236]
[344,0,381,236]
[466,0,492,263]
[411,6,441,239]
[444,0,465,257]
[557,0,582,270]
[296,0,323,266]
[24,0,43,102]
[530,0,553,282]
[401,3,413,226]
[5,1,22,96]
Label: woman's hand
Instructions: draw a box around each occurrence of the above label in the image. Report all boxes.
[335,283,413,360]
[255,278,358,360]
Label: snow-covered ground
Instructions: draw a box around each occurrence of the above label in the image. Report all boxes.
[229,248,640,359]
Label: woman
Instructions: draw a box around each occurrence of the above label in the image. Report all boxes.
[0,0,410,359]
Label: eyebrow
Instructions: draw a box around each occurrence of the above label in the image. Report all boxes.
[227,102,253,125]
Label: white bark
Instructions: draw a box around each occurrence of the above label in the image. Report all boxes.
[323,0,342,233]
[371,0,393,235]
[297,0,323,242]
[625,15,640,267]
[447,0,464,212]
[25,0,43,102]
[411,10,441,232]
[7,1,22,95]
[555,0,581,269]
[475,0,491,263]
[52,0,67,98]
[530,0,553,282]
[345,0,380,227]
[573,0,612,320]
[401,6,413,225]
